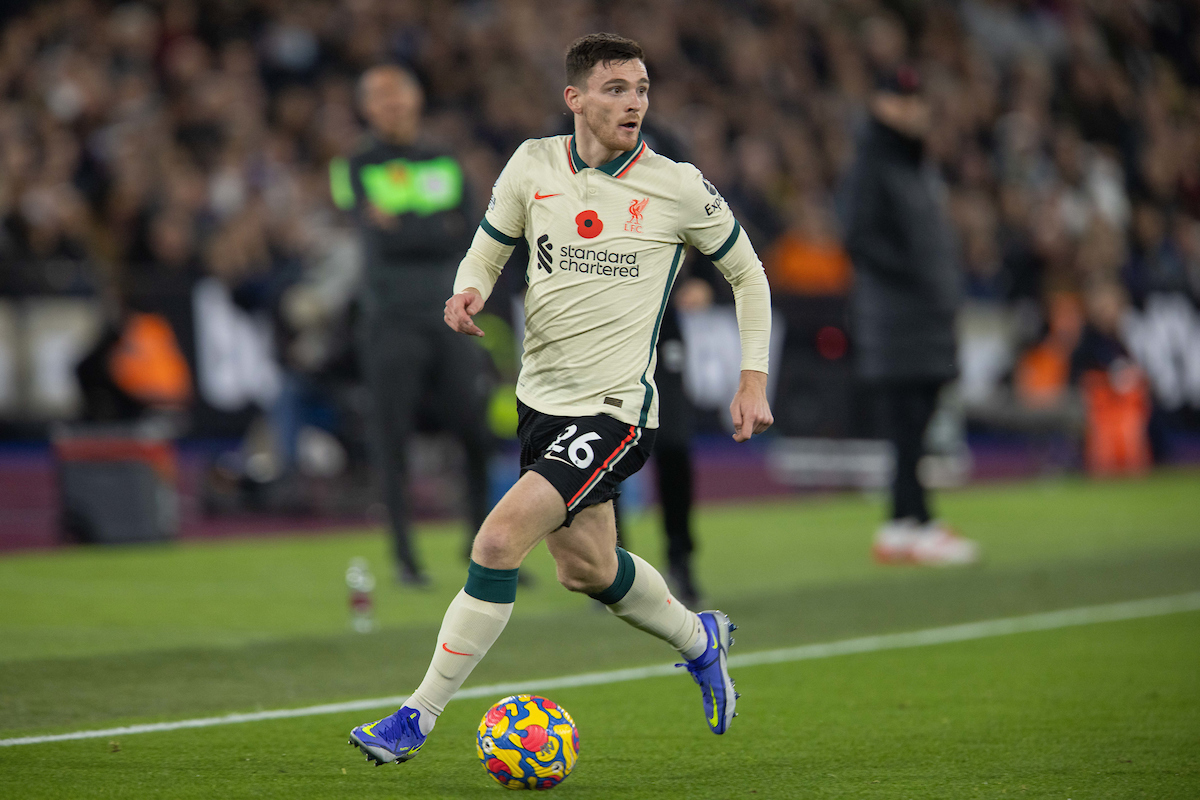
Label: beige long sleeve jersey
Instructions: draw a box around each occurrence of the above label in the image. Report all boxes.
[453,133,771,429]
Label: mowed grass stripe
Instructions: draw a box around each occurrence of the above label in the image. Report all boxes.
[5,590,1198,749]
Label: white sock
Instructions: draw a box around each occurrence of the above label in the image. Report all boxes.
[606,552,707,660]
[407,589,513,734]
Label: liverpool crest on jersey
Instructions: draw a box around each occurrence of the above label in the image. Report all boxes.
[625,198,649,233]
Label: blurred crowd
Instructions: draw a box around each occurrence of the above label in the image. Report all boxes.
[2,0,1200,435]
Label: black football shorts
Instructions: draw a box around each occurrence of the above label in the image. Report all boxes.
[517,400,656,526]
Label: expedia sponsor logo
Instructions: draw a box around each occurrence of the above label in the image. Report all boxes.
[702,176,725,216]
[536,234,553,274]
[558,245,639,278]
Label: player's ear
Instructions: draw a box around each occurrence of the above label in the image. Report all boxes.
[564,84,583,114]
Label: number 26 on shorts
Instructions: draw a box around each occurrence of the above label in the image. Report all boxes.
[547,425,604,469]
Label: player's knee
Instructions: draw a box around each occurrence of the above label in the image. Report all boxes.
[555,569,596,594]
[470,525,519,569]
[555,559,607,595]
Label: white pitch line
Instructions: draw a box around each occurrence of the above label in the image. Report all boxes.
[3,591,1199,749]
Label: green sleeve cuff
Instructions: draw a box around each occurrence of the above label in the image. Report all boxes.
[480,217,522,246]
[329,157,355,211]
[707,219,742,261]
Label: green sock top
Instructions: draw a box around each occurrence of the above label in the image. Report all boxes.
[590,547,636,605]
[464,560,520,604]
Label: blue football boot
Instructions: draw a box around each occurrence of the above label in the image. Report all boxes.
[348,706,427,765]
[678,610,739,734]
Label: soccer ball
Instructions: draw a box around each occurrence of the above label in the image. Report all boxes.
[477,695,579,790]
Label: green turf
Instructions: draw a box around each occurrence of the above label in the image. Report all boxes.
[1,470,1198,798]
[2,613,1196,799]
[1,470,1197,663]
[4,545,1199,735]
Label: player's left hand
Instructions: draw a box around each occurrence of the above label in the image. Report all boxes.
[730,370,773,442]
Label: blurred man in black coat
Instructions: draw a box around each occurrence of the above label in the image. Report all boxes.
[842,67,979,565]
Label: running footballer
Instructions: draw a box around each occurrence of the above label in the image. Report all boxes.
[349,32,773,767]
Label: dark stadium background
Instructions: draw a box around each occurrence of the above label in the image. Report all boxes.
[2,0,1200,547]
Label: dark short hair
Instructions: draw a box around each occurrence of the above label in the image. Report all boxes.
[357,63,420,106]
[565,33,645,87]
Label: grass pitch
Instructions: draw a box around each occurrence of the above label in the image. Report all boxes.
[1,471,1198,798]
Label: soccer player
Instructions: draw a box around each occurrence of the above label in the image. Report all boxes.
[349,33,773,766]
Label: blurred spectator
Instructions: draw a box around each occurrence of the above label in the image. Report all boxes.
[1014,292,1083,410]
[767,195,852,298]
[767,194,856,438]
[1072,282,1151,475]
[842,65,979,566]
[76,308,191,423]
[1071,282,1136,380]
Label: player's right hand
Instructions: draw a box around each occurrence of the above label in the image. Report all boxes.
[445,289,486,337]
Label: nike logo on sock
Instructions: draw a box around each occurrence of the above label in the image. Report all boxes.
[442,643,474,656]
[533,192,562,200]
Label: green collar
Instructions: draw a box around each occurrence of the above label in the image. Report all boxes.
[569,132,646,177]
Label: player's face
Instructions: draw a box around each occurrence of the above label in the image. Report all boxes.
[361,68,423,145]
[578,59,649,152]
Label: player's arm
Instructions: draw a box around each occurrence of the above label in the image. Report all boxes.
[446,145,529,337]
[678,167,773,442]
[712,233,773,442]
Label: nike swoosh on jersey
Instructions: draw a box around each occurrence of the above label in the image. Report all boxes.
[442,643,474,656]
[533,192,562,200]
